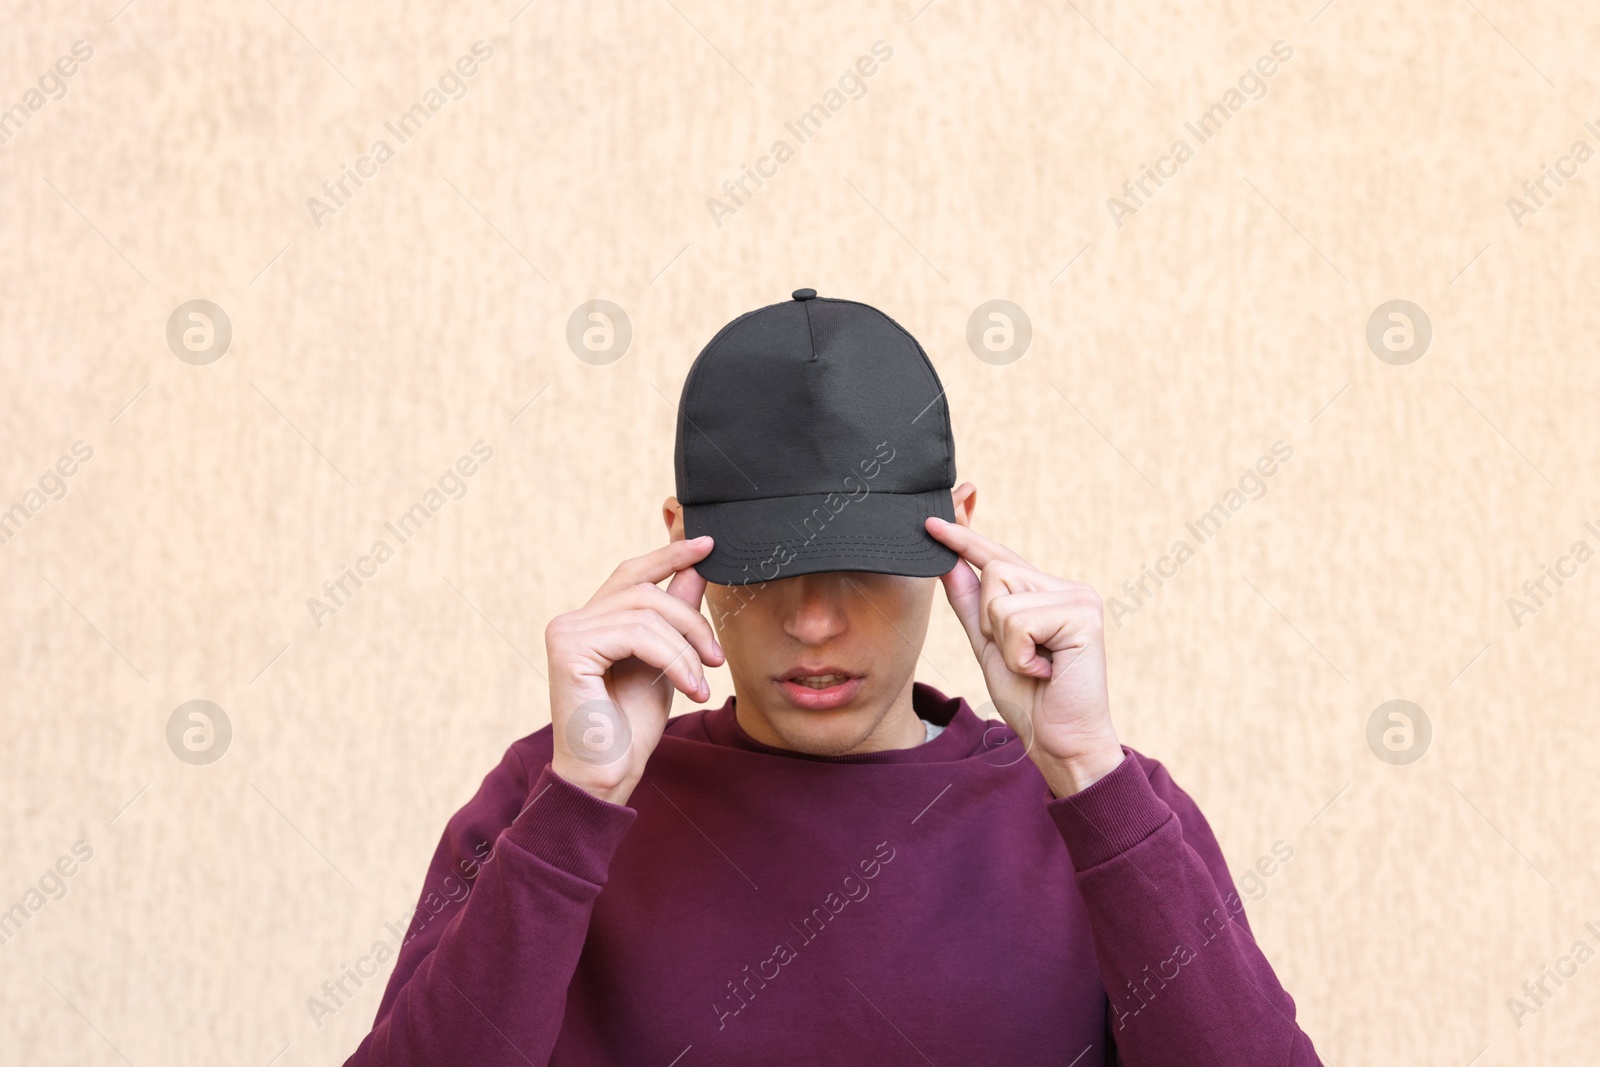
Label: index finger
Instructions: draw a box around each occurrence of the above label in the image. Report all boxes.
[924,516,1029,570]
[663,552,709,609]
[595,535,715,601]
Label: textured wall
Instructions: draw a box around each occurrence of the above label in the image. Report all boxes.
[2,1,1598,1064]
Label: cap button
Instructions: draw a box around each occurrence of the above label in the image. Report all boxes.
[791,288,817,301]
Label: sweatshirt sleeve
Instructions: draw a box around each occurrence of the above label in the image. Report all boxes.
[343,740,637,1066]
[1043,747,1323,1067]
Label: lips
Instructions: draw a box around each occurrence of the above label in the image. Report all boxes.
[776,666,864,710]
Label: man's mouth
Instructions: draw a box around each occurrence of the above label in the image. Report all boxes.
[776,667,864,710]
[789,673,851,689]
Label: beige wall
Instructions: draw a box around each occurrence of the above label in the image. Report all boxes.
[3,1,1597,1063]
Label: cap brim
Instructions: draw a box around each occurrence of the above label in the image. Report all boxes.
[684,488,958,586]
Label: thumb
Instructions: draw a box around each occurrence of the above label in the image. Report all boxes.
[939,558,986,653]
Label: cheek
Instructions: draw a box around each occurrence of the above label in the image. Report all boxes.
[705,587,742,632]
[856,578,936,639]
[706,585,769,647]
[895,577,938,618]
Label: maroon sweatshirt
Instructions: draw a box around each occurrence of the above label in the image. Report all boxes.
[345,683,1323,1065]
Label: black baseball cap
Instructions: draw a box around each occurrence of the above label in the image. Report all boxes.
[673,288,958,586]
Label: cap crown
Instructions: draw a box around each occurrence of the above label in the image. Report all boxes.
[674,295,955,505]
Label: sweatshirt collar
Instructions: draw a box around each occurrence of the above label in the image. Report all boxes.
[695,681,990,763]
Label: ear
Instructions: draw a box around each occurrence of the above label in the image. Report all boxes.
[663,495,687,542]
[950,482,977,528]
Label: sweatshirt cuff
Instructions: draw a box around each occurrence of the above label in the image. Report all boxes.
[500,762,638,885]
[1045,747,1174,872]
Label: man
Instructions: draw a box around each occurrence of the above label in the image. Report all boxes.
[345,289,1324,1065]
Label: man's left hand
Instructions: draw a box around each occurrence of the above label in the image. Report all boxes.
[925,516,1125,797]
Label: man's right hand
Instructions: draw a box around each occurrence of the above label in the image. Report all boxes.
[544,535,724,804]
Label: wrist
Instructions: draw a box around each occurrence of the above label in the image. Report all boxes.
[548,759,638,806]
[1037,744,1126,798]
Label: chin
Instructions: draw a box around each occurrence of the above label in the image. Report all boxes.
[769,705,877,756]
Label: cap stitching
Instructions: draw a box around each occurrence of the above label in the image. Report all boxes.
[703,541,946,561]
[705,530,947,552]
[682,486,951,506]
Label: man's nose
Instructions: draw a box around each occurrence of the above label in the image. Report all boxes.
[781,574,851,645]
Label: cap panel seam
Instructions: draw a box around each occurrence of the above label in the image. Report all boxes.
[815,297,954,476]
